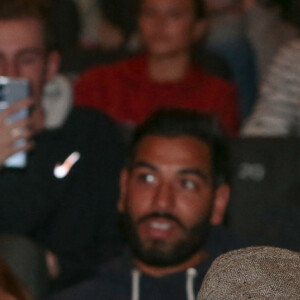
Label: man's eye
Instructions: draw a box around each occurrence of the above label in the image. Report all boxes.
[140,9,155,18]
[169,11,183,19]
[138,173,155,183]
[181,179,196,190]
[19,55,37,65]
[17,54,42,66]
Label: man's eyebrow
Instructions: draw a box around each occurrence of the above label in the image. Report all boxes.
[178,168,210,182]
[0,48,45,58]
[131,161,157,171]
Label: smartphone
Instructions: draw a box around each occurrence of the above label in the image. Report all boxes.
[0,76,30,168]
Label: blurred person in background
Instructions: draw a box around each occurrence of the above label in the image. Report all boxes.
[204,0,258,120]
[204,0,299,120]
[240,0,300,136]
[74,0,240,137]
[73,0,136,50]
[244,0,298,81]
[0,0,125,296]
[241,37,300,136]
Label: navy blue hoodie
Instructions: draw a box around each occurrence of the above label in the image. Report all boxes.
[49,226,242,300]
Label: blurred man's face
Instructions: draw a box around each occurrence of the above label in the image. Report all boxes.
[138,0,198,58]
[0,18,56,106]
[119,136,220,266]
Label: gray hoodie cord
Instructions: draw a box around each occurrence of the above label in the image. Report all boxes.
[186,268,197,300]
[131,269,141,300]
[131,268,198,300]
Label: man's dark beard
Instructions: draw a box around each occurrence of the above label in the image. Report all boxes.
[120,211,211,267]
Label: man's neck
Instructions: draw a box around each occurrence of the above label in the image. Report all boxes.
[148,51,191,83]
[133,251,209,277]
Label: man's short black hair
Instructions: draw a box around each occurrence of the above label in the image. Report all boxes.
[136,0,206,19]
[127,109,229,187]
[0,0,56,50]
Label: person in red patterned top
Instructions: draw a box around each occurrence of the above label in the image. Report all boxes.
[74,0,240,136]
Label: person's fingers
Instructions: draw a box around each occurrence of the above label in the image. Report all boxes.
[7,117,31,130]
[0,125,34,166]
[0,99,34,166]
[9,127,33,140]
[14,139,34,153]
[2,116,33,147]
[7,139,34,158]
[0,139,33,166]
[10,127,23,138]
[0,98,32,124]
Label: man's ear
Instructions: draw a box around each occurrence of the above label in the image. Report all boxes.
[117,169,129,213]
[193,19,210,42]
[45,51,61,82]
[210,184,230,226]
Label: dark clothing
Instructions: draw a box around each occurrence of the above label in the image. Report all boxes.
[100,0,136,38]
[49,226,242,300]
[0,236,49,299]
[194,44,232,81]
[74,56,240,136]
[51,0,81,50]
[0,107,125,288]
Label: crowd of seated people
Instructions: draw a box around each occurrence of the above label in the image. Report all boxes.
[56,0,300,122]
[73,0,241,137]
[0,0,299,299]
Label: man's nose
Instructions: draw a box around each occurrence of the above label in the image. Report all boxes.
[152,182,174,211]
[157,15,168,28]
[149,14,168,31]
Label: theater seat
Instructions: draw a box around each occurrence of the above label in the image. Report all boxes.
[226,137,300,251]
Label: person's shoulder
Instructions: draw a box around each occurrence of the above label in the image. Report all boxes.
[96,249,133,274]
[78,55,144,80]
[272,38,300,68]
[279,38,300,54]
[205,73,236,92]
[62,107,124,145]
[66,106,117,125]
[49,254,132,300]
[193,66,236,92]
[205,226,245,258]
[48,278,114,300]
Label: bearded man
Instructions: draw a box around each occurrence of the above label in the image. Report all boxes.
[50,109,242,300]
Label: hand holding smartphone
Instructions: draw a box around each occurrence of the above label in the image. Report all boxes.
[0,76,31,168]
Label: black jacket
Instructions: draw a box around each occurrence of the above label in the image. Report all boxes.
[0,107,125,287]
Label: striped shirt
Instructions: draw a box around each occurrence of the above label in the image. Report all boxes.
[241,39,300,136]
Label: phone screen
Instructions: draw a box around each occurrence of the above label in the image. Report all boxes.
[0,76,30,168]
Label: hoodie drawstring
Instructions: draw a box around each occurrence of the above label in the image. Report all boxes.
[131,269,141,300]
[186,268,197,300]
[131,267,197,300]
